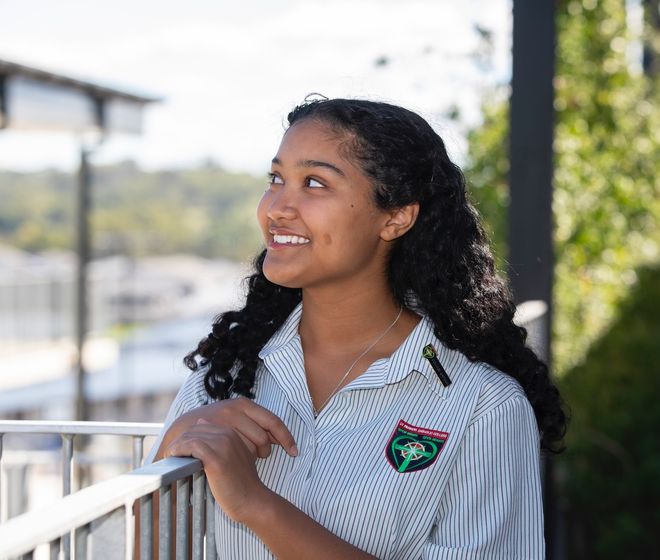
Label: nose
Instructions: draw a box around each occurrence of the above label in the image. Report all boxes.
[265,185,297,221]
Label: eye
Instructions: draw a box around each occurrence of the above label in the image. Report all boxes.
[267,172,284,186]
[305,177,325,189]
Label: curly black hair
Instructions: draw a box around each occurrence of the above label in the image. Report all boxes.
[184,98,566,453]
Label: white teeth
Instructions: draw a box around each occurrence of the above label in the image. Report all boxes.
[273,234,310,245]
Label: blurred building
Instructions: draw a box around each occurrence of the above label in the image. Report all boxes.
[0,252,245,419]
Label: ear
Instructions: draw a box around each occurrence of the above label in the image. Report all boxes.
[380,203,419,241]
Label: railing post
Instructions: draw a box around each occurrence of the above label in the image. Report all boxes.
[205,481,217,560]
[176,478,190,558]
[192,471,205,560]
[124,502,134,560]
[132,436,145,470]
[50,538,61,560]
[61,434,74,497]
[61,433,74,560]
[75,523,89,560]
[159,485,173,558]
[139,494,153,560]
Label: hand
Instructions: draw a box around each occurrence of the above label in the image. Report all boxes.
[164,419,275,522]
[155,397,298,460]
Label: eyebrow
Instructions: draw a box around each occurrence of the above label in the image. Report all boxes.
[271,157,346,177]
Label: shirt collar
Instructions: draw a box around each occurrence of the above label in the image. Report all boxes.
[258,302,303,360]
[258,303,455,393]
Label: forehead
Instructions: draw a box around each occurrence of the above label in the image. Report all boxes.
[275,119,354,163]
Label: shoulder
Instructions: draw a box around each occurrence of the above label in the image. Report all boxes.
[466,361,535,428]
[441,346,532,427]
[168,366,211,417]
[144,366,210,465]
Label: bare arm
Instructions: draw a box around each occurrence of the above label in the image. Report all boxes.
[164,420,378,560]
[243,487,378,560]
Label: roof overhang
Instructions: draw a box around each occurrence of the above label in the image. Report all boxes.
[0,59,161,135]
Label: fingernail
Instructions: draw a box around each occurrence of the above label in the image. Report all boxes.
[290,445,299,457]
[196,418,211,424]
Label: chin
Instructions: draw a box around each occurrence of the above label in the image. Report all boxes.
[262,264,302,290]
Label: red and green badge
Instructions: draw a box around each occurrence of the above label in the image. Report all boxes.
[385,420,448,473]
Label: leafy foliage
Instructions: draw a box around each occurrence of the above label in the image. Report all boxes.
[464,1,660,556]
[559,265,660,558]
[0,161,266,260]
[465,0,660,375]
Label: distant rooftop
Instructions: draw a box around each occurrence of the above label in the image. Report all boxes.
[0,58,161,133]
[0,58,161,104]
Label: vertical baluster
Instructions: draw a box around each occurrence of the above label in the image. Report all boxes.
[205,480,217,560]
[0,433,4,523]
[159,484,173,559]
[61,434,74,496]
[50,537,61,560]
[132,436,144,470]
[192,472,204,560]
[75,524,89,560]
[140,494,153,560]
[176,478,190,559]
[124,502,133,560]
[61,434,74,560]
[19,551,34,560]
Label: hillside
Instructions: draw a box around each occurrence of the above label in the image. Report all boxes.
[0,160,266,260]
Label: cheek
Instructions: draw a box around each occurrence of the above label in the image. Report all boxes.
[256,194,270,231]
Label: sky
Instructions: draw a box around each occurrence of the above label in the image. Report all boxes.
[0,0,511,175]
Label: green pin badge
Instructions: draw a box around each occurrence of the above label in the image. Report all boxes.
[422,344,452,387]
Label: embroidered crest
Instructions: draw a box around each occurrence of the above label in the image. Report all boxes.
[385,419,448,473]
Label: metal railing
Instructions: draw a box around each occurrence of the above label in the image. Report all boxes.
[0,421,218,559]
[0,421,163,522]
[0,456,216,559]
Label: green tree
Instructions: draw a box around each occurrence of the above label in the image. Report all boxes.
[464,2,660,556]
[465,0,660,375]
[560,265,660,558]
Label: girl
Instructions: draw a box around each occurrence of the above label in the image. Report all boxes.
[148,98,566,559]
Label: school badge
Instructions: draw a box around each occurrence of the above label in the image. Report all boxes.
[385,420,448,474]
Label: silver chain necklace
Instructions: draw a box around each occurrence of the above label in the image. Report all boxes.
[312,306,403,417]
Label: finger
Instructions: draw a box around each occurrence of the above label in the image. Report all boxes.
[178,426,261,458]
[231,418,277,458]
[241,403,298,456]
[185,419,272,458]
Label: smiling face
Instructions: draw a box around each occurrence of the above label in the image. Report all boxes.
[257,119,395,292]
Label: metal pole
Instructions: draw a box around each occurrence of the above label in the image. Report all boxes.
[509,2,559,558]
[132,436,144,470]
[509,0,555,354]
[75,146,92,422]
[61,434,74,560]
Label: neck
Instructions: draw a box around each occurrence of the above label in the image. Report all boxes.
[298,282,401,353]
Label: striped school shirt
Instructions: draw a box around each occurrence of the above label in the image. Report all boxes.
[146,303,545,559]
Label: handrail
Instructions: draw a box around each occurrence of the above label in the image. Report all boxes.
[0,457,208,559]
[0,420,163,436]
[0,419,169,558]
